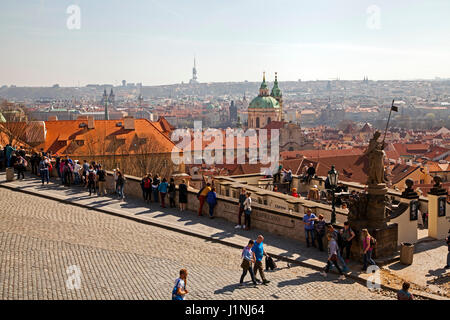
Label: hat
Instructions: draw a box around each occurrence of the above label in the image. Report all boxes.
[314,185,318,188]
[292,188,297,192]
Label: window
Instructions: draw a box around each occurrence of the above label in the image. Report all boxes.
[256,117,260,128]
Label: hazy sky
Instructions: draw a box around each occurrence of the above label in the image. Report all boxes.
[1,0,449,86]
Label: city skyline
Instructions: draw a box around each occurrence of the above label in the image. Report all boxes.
[1,0,450,86]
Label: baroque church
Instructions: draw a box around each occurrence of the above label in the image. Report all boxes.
[247,72,283,129]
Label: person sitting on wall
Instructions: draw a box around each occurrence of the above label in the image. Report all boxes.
[291,188,300,198]
[306,163,316,184]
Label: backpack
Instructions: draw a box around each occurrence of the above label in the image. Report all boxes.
[265,255,277,271]
[144,178,151,189]
[370,236,377,247]
[88,171,95,181]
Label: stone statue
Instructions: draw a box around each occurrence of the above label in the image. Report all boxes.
[365,131,385,185]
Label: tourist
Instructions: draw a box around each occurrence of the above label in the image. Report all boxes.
[240,240,257,286]
[82,160,89,186]
[340,221,355,262]
[55,156,61,180]
[87,165,96,196]
[307,185,320,201]
[113,168,119,194]
[445,229,450,269]
[168,178,176,208]
[39,156,50,185]
[158,177,168,208]
[235,188,246,229]
[243,192,252,231]
[73,160,81,185]
[361,228,377,271]
[312,214,326,251]
[306,163,316,184]
[397,282,414,300]
[178,179,188,212]
[152,174,160,204]
[64,159,73,186]
[252,235,270,285]
[206,187,217,219]
[96,164,107,196]
[273,164,282,183]
[291,188,300,198]
[172,269,189,300]
[197,183,211,217]
[321,233,346,280]
[30,152,39,175]
[141,174,151,202]
[327,224,349,273]
[15,153,26,180]
[5,144,15,167]
[116,170,125,200]
[303,209,316,248]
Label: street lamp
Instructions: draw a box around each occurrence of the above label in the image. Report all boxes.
[328,165,339,225]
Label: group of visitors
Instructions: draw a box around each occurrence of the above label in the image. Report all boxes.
[140,173,189,211]
[197,183,218,219]
[1,144,29,179]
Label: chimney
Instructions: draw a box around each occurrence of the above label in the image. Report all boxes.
[88,116,95,129]
[124,116,135,130]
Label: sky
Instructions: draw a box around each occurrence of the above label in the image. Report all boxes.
[0,0,449,86]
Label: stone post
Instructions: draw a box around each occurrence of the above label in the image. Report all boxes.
[428,187,449,240]
[395,180,420,245]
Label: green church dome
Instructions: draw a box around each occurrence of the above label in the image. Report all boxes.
[248,95,280,109]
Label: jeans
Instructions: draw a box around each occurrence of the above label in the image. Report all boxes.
[117,184,124,199]
[363,250,376,270]
[238,206,244,225]
[253,260,266,281]
[152,188,159,203]
[143,188,150,201]
[305,229,315,247]
[240,264,257,284]
[340,240,352,260]
[74,172,80,185]
[160,192,166,207]
[325,259,343,275]
[40,169,49,184]
[17,166,25,179]
[315,231,325,251]
[244,210,251,229]
[88,181,95,195]
[208,203,215,217]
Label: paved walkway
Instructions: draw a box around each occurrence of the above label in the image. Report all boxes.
[0,172,447,299]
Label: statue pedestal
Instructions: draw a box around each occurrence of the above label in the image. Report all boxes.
[349,183,398,259]
[428,190,449,240]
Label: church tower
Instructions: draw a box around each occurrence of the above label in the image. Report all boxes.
[270,72,283,121]
[103,89,109,120]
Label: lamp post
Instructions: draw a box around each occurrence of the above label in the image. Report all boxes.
[328,165,339,225]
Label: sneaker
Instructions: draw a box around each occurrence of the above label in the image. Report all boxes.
[255,279,262,283]
[338,275,346,280]
[262,280,270,285]
[320,272,327,277]
[234,225,241,229]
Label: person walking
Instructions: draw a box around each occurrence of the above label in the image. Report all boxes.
[96,164,107,196]
[252,235,270,285]
[397,282,414,300]
[197,183,211,217]
[327,224,349,273]
[243,192,252,231]
[178,179,188,212]
[206,187,217,219]
[240,240,257,286]
[235,188,246,229]
[340,221,355,262]
[152,174,160,204]
[312,214,326,252]
[362,228,377,271]
[158,178,168,208]
[303,209,316,248]
[172,269,189,300]
[168,178,176,208]
[116,171,125,200]
[39,157,50,185]
[321,233,346,280]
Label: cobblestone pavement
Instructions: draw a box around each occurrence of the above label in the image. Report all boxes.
[0,188,396,300]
